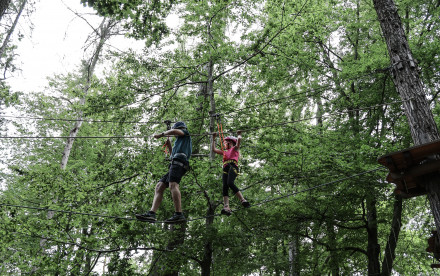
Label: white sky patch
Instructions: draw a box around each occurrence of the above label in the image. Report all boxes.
[7,0,101,93]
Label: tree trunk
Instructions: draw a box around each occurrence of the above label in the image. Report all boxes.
[326,220,340,276]
[200,203,215,276]
[207,60,216,160]
[366,196,380,275]
[201,60,216,274]
[372,0,440,238]
[381,195,403,276]
[60,18,112,169]
[288,234,300,276]
[36,18,114,274]
[0,0,26,60]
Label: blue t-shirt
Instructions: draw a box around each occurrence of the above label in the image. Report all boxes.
[171,129,192,162]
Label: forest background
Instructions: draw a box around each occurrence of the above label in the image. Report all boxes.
[1,0,440,275]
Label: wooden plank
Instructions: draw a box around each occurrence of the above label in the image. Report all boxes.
[385,174,427,198]
[386,160,440,183]
[378,140,440,172]
[382,160,440,197]
[394,187,426,198]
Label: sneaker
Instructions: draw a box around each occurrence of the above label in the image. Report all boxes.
[221,208,232,216]
[135,211,156,222]
[241,200,250,208]
[164,213,186,224]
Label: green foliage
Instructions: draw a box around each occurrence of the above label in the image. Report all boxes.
[2,0,440,274]
[81,0,175,45]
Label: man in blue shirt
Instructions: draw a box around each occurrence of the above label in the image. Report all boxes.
[136,121,192,224]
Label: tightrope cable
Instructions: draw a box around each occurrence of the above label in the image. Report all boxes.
[0,167,384,223]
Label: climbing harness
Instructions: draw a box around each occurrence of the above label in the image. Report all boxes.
[171,159,190,170]
[223,159,238,166]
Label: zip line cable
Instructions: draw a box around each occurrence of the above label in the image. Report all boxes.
[0,167,384,223]
[179,85,333,123]
[0,58,402,133]
[0,60,398,127]
[0,84,329,125]
[0,99,409,139]
[0,114,163,125]
[0,135,149,139]
[217,99,410,135]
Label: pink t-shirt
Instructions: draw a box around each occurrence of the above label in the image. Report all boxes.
[223,147,239,164]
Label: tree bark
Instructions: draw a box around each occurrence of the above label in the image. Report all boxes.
[200,203,215,276]
[381,195,403,276]
[366,196,380,275]
[201,60,216,273]
[326,219,340,276]
[207,60,216,160]
[372,0,439,145]
[0,0,26,61]
[372,0,440,241]
[60,18,112,169]
[288,234,300,276]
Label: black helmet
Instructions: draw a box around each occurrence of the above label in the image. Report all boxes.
[172,121,187,129]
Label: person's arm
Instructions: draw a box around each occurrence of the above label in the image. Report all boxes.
[153,128,185,139]
[154,129,185,153]
[235,130,242,150]
[212,133,223,155]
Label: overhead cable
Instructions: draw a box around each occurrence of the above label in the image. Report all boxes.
[0,99,408,139]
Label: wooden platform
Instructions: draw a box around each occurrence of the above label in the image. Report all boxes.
[377,140,440,198]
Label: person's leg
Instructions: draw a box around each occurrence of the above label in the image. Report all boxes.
[136,180,167,222]
[223,196,231,212]
[234,190,250,207]
[164,164,187,223]
[150,181,168,212]
[227,165,240,196]
[169,182,182,212]
[222,166,230,199]
[222,168,231,213]
[227,165,250,207]
[222,167,232,214]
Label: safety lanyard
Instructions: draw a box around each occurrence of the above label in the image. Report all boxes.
[162,120,171,155]
[162,142,169,155]
[216,121,225,152]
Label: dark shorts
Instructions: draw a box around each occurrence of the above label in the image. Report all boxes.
[159,161,188,186]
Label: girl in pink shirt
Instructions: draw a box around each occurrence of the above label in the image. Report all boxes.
[212,131,250,216]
